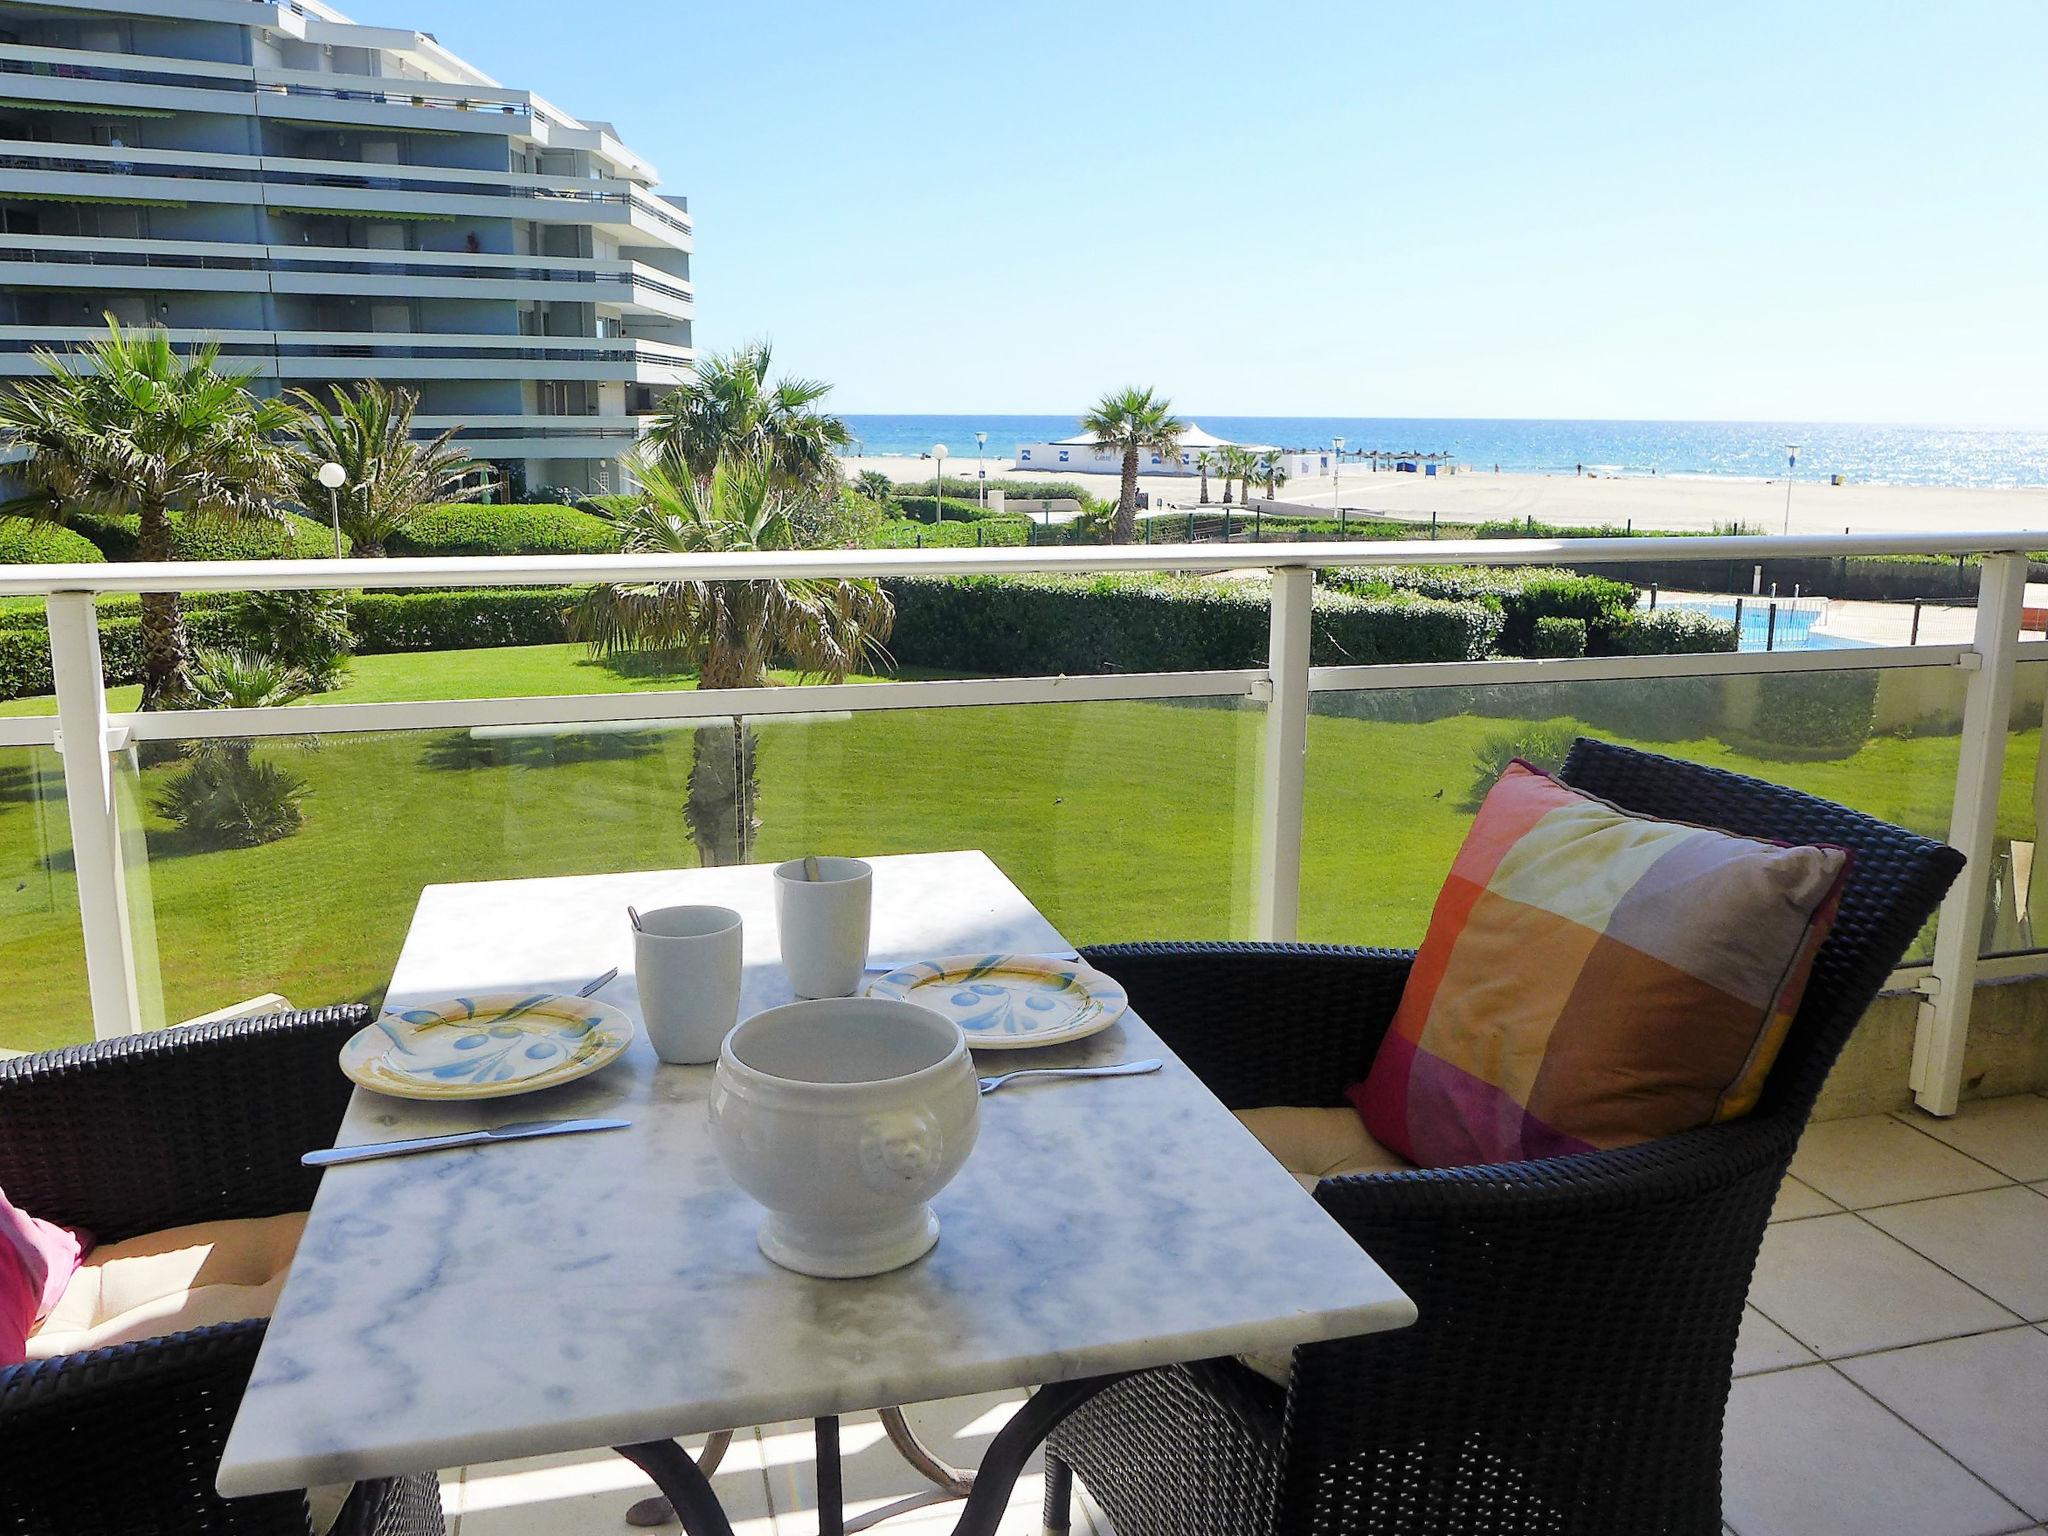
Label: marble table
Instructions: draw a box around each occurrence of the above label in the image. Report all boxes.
[217,850,1415,1534]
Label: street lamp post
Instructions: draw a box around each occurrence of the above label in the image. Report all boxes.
[975,431,987,509]
[931,443,949,517]
[316,460,347,558]
[1781,444,1800,535]
[1332,435,1345,512]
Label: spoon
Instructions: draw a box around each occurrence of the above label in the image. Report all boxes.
[977,1059,1162,1095]
[627,906,644,933]
[802,855,821,881]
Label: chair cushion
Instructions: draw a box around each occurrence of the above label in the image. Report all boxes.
[1234,1107,1414,1192]
[0,1186,92,1366]
[26,1210,307,1360]
[1351,760,1849,1168]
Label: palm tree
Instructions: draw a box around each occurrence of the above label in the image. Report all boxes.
[289,381,477,555]
[646,342,851,495]
[1261,451,1289,502]
[1079,386,1185,543]
[571,452,893,866]
[1218,446,1253,507]
[1194,450,1214,505]
[0,318,299,708]
[853,469,896,504]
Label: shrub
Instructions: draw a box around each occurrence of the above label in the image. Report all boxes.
[73,508,351,561]
[1466,720,1584,805]
[222,591,352,689]
[1755,670,1879,756]
[893,495,1000,525]
[387,504,623,557]
[154,751,308,847]
[873,518,1030,548]
[882,575,1500,676]
[892,477,1093,504]
[0,605,240,701]
[347,588,579,653]
[1327,564,1636,656]
[1529,616,1588,658]
[1607,607,1740,655]
[0,520,104,565]
[1570,678,1725,742]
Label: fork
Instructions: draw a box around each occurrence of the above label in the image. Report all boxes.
[977,1059,1162,1095]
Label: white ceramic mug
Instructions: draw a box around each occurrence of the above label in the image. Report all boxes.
[633,904,743,1065]
[773,857,872,999]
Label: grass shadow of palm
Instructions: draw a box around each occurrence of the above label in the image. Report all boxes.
[419,729,672,772]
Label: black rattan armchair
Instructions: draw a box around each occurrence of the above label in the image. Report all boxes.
[1046,740,1965,1536]
[0,1007,446,1536]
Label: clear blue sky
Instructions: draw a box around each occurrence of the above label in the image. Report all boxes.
[359,0,2046,424]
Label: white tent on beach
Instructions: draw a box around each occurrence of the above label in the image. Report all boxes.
[1013,424,1276,477]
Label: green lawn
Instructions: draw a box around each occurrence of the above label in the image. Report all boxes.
[1,644,2037,1053]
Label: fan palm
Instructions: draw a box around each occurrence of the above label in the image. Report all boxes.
[1079,386,1185,543]
[1261,451,1289,501]
[289,381,477,555]
[571,451,893,865]
[646,342,851,496]
[0,318,299,708]
[1194,450,1214,505]
[853,469,896,504]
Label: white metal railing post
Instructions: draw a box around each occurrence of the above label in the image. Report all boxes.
[1255,567,1313,941]
[1911,552,2028,1114]
[45,594,141,1037]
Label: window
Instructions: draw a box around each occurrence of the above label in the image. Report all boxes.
[1021,449,1032,462]
[1058,450,1069,463]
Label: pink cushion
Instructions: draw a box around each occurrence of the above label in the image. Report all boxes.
[0,1186,92,1366]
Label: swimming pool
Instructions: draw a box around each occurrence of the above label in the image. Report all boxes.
[1646,598,1870,652]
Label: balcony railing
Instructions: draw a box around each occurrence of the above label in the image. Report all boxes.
[0,530,2039,1117]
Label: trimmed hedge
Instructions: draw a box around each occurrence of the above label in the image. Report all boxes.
[892,495,1009,525]
[1609,607,1740,655]
[0,607,239,700]
[0,521,105,565]
[388,504,623,557]
[892,477,1095,504]
[882,574,1500,676]
[74,508,352,561]
[874,518,1030,549]
[1754,670,1879,756]
[1530,616,1588,658]
[1327,564,1638,656]
[348,588,580,653]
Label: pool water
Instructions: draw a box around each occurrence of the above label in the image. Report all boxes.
[1647,598,1869,652]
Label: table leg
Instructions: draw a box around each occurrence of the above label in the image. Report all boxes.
[622,1430,734,1529]
[613,1375,1126,1536]
[817,1416,844,1536]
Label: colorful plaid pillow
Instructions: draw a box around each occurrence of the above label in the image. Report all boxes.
[1350,761,1849,1167]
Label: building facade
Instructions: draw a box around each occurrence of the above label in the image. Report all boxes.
[0,0,691,498]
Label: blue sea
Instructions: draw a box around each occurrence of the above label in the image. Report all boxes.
[839,416,2048,490]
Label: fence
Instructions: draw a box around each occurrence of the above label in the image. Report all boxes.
[0,529,2041,1116]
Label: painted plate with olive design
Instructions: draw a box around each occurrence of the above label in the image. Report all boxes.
[865,954,1127,1050]
[340,991,635,1100]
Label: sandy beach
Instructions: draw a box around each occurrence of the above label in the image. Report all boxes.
[847,454,2048,539]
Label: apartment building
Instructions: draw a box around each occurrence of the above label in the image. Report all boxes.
[0,0,692,498]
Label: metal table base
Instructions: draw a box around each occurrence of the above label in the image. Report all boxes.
[615,1376,1124,1536]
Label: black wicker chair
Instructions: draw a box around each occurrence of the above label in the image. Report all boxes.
[1046,740,1965,1536]
[0,1007,447,1536]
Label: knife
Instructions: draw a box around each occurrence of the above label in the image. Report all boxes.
[303,1117,629,1168]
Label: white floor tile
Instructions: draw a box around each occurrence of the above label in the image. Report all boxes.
[1791,1115,2009,1210]
[1735,1306,1818,1375]
[1896,1096,2048,1183]
[1840,1327,2048,1521]
[452,1440,773,1536]
[1864,1184,2048,1321]
[1748,1214,2018,1357]
[1769,1175,1840,1222]
[1722,1364,2025,1536]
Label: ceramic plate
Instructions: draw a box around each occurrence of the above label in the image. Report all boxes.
[865,954,1127,1050]
[340,991,634,1101]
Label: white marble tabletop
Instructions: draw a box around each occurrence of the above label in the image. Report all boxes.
[217,850,1415,1497]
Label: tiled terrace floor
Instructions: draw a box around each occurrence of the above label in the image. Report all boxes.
[440,1091,2048,1536]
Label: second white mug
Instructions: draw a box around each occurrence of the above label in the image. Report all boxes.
[633,904,743,1064]
[773,857,872,999]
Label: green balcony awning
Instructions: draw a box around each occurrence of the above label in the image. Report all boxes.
[268,204,457,222]
[0,190,187,208]
[0,97,176,118]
